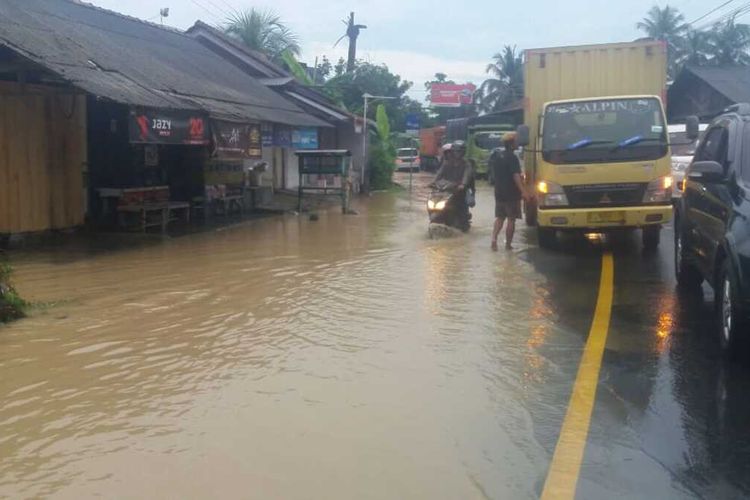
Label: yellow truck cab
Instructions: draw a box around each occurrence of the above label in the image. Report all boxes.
[519,42,672,249]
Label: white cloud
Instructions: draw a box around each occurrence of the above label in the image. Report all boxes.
[304,42,488,101]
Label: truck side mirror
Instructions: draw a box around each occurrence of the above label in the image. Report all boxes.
[686,116,700,140]
[516,125,530,147]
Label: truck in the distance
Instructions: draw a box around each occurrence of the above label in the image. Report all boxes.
[446,114,518,179]
[518,40,675,249]
[418,126,445,172]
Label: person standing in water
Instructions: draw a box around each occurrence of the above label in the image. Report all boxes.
[489,133,529,250]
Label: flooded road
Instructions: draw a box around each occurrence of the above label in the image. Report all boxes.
[2,172,750,499]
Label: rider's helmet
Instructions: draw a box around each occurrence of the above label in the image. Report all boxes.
[452,140,467,153]
[502,132,517,146]
[441,143,453,152]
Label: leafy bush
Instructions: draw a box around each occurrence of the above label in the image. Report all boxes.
[369,104,397,190]
[0,262,26,323]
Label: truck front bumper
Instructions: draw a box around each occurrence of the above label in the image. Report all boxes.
[537,204,672,230]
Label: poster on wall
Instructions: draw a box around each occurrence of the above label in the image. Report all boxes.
[292,128,319,149]
[211,121,262,159]
[274,126,292,147]
[129,109,209,145]
[261,123,274,147]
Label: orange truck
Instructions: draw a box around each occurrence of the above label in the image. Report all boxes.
[419,126,446,172]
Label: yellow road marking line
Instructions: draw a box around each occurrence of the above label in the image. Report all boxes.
[541,252,614,500]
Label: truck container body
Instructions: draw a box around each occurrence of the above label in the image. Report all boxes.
[419,126,446,171]
[523,41,671,247]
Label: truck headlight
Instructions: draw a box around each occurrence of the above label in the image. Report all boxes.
[537,181,569,207]
[643,176,673,203]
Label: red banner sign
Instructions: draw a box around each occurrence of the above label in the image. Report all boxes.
[430,83,476,108]
[129,110,209,145]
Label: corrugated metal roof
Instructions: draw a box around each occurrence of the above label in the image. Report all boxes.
[684,65,750,104]
[0,0,330,127]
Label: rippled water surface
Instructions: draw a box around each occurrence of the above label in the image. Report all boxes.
[1,180,574,499]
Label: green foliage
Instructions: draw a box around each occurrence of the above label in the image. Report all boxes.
[0,262,26,323]
[225,8,300,62]
[636,5,750,77]
[369,104,397,190]
[281,50,313,85]
[477,46,524,114]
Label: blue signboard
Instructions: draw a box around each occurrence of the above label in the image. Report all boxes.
[405,113,420,131]
[274,126,291,147]
[292,128,319,150]
[261,123,274,147]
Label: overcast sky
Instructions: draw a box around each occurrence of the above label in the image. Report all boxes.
[89,0,733,100]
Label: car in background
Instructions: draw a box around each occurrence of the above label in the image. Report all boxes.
[395,148,420,172]
[674,105,750,356]
[669,123,708,198]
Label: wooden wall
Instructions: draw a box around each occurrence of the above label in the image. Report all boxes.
[0,82,86,234]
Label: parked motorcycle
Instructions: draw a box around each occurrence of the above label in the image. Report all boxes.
[426,180,471,232]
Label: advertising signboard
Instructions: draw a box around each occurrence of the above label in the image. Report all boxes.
[211,120,262,159]
[292,128,319,149]
[430,83,477,108]
[129,110,209,145]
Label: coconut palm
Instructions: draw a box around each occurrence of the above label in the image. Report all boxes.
[679,29,711,66]
[637,5,689,76]
[708,16,750,65]
[637,5,689,47]
[477,45,523,113]
[225,9,300,62]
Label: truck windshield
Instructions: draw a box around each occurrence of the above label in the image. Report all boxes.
[542,98,667,164]
[474,132,503,150]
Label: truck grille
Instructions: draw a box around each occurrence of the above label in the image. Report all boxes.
[563,183,647,207]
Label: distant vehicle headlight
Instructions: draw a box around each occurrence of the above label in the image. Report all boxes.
[435,200,447,210]
[427,199,435,209]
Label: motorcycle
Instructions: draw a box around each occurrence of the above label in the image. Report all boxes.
[426,180,471,232]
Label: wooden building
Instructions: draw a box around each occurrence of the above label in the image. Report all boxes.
[0,78,86,235]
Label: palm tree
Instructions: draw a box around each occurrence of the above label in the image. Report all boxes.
[637,5,688,47]
[708,16,750,65]
[637,5,689,76]
[679,29,711,66]
[477,45,523,113]
[225,9,301,62]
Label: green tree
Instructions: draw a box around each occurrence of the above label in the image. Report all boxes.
[225,8,300,62]
[369,104,396,190]
[637,5,688,76]
[679,29,711,66]
[708,16,750,65]
[477,45,523,113]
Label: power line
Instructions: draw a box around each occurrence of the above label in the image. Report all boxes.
[187,0,224,24]
[694,1,750,29]
[689,0,737,25]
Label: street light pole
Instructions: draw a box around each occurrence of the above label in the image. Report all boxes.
[361,93,396,194]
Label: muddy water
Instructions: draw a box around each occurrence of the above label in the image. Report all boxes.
[0,180,567,499]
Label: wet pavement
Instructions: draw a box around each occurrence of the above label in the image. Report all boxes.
[2,171,750,499]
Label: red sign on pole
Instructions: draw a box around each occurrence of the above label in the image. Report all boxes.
[430,83,476,108]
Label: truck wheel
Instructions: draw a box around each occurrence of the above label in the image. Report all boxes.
[538,227,556,249]
[716,260,747,357]
[642,226,661,250]
[524,201,538,226]
[675,228,702,289]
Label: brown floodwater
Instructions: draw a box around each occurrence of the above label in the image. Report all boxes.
[1,179,569,499]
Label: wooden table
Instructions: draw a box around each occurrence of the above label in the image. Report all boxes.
[117,201,190,233]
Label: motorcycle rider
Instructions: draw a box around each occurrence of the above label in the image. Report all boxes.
[434,140,473,195]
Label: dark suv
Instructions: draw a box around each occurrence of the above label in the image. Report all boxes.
[674,104,750,355]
